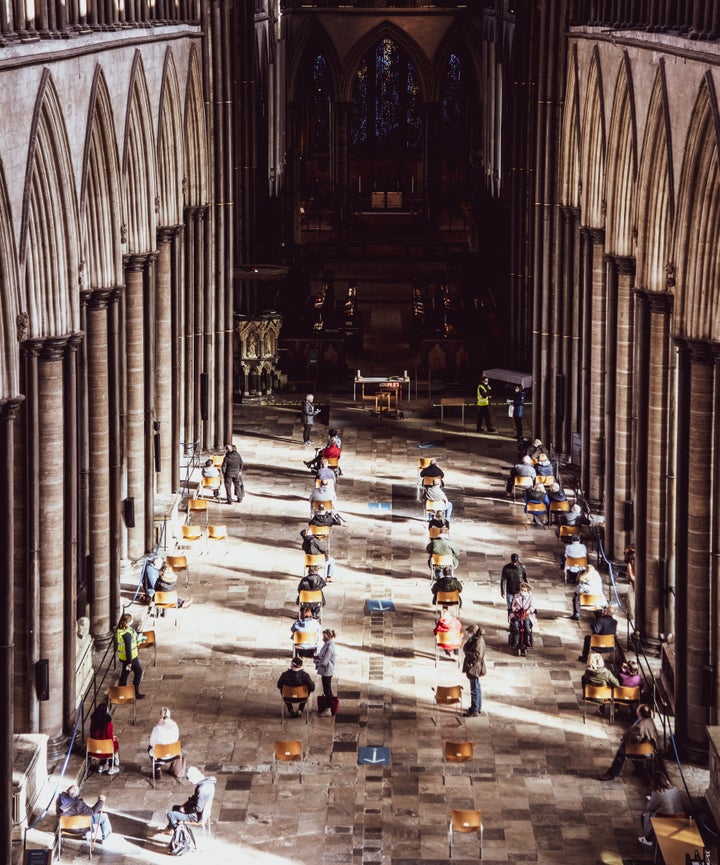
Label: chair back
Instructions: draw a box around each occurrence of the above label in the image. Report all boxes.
[109,684,136,705]
[559,525,578,538]
[514,476,533,489]
[304,553,326,567]
[434,685,463,705]
[312,500,333,512]
[612,686,640,703]
[450,809,482,833]
[536,475,555,486]
[202,476,221,490]
[274,740,302,761]
[428,526,442,539]
[166,554,188,572]
[580,593,604,609]
[188,498,209,513]
[298,589,322,605]
[153,740,182,760]
[589,634,615,651]
[566,555,588,570]
[525,502,547,513]
[625,740,655,757]
[443,741,474,763]
[211,454,224,467]
[282,684,309,700]
[436,630,462,650]
[436,590,460,605]
[583,684,612,701]
[418,457,432,470]
[292,631,317,648]
[431,553,454,568]
[59,814,93,834]
[425,499,444,513]
[307,523,330,538]
[181,524,203,542]
[207,525,227,540]
[422,476,436,487]
[325,456,340,468]
[86,737,114,759]
[154,590,179,608]
[549,500,570,513]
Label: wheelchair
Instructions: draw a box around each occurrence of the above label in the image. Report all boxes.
[508,614,533,657]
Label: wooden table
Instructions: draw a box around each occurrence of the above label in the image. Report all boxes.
[651,815,705,865]
[439,397,469,427]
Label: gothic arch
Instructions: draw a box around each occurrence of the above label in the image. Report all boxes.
[559,45,581,208]
[431,24,481,103]
[20,70,80,338]
[341,22,431,102]
[122,52,157,255]
[286,19,342,103]
[0,169,20,399]
[157,50,184,228]
[580,47,606,228]
[635,63,674,293]
[80,67,123,290]
[604,53,637,257]
[674,72,720,341]
[184,45,209,209]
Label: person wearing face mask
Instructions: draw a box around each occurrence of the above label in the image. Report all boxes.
[509,582,536,654]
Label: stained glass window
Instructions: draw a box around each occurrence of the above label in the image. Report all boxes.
[311,53,330,154]
[441,52,464,151]
[351,37,422,150]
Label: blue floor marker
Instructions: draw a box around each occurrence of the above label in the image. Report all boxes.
[366,599,396,613]
[368,501,392,514]
[358,746,391,766]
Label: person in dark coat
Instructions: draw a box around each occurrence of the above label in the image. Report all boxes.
[56,785,113,841]
[462,625,486,716]
[301,394,321,446]
[500,554,527,610]
[578,605,618,662]
[300,529,335,580]
[221,444,244,504]
[277,657,316,716]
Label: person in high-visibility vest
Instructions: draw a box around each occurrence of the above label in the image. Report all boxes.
[116,612,145,698]
[475,376,496,433]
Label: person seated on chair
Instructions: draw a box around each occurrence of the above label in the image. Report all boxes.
[89,700,120,776]
[572,564,607,619]
[534,453,553,477]
[296,566,327,617]
[201,459,221,499]
[599,704,658,780]
[167,767,217,829]
[304,430,342,471]
[300,529,335,581]
[565,535,589,581]
[581,651,620,689]
[315,459,337,484]
[428,509,451,535]
[145,558,193,611]
[509,583,536,647]
[291,606,323,656]
[524,482,549,526]
[560,503,590,530]
[578,604,618,662]
[420,457,445,486]
[309,478,336,514]
[277,656,316,717]
[547,482,567,504]
[638,771,683,846]
[506,455,537,495]
[431,567,463,606]
[148,706,181,779]
[433,606,463,657]
[527,438,555,461]
[423,477,453,521]
[309,502,334,527]
[619,660,643,689]
[426,527,460,573]
[56,785,113,843]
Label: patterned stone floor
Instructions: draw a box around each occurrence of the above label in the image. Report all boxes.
[21,395,707,865]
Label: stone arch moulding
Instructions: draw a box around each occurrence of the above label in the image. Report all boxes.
[580,46,606,229]
[604,52,637,258]
[431,24,482,104]
[80,66,124,291]
[287,19,342,104]
[183,45,210,210]
[634,61,674,294]
[20,68,81,340]
[122,50,158,256]
[157,49,184,228]
[674,71,720,342]
[559,44,581,209]
[0,168,21,400]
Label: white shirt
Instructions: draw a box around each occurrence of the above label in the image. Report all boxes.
[565,541,588,563]
[149,718,180,748]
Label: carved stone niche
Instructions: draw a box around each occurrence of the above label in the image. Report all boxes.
[235,314,286,397]
[75,616,95,704]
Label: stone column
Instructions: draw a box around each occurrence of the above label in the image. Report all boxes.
[424,102,441,224]
[610,256,635,559]
[108,289,123,626]
[587,228,606,505]
[83,290,113,640]
[182,209,198,456]
[332,102,349,227]
[143,252,158,548]
[156,229,181,494]
[124,255,147,561]
[0,396,24,865]
[677,340,715,755]
[38,337,69,745]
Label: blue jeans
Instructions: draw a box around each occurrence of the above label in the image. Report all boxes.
[92,812,112,840]
[167,809,199,829]
[468,676,482,712]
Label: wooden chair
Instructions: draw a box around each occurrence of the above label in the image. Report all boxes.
[108,684,137,725]
[201,475,221,499]
[589,633,616,665]
[151,740,182,787]
[180,524,204,553]
[187,498,209,526]
[525,501,548,526]
[280,684,310,724]
[435,632,461,668]
[449,809,483,858]
[430,553,455,579]
[417,457,432,483]
[166,554,189,588]
[304,553,327,570]
[436,590,461,610]
[211,454,224,468]
[549,500,570,523]
[442,742,474,783]
[85,737,114,777]
[292,630,318,659]
[307,523,330,539]
[564,555,588,584]
[298,589,323,609]
[432,685,463,725]
[582,684,613,723]
[612,686,641,722]
[536,474,555,487]
[422,476,436,487]
[428,525,443,539]
[513,475,534,501]
[325,455,340,473]
[311,499,333,513]
[424,499,446,520]
[272,739,304,782]
[153,590,179,626]
[625,740,656,776]
[137,629,157,667]
[559,524,580,540]
[56,814,94,860]
[207,524,228,556]
[580,593,604,613]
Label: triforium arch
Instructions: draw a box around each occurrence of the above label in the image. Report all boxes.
[672,71,720,757]
[16,69,83,746]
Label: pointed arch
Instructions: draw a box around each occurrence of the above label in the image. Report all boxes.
[559,45,581,208]
[580,48,606,228]
[0,168,20,399]
[20,70,80,338]
[674,73,720,341]
[604,53,637,256]
[157,50,184,227]
[287,18,342,103]
[432,23,481,103]
[122,52,157,254]
[80,67,123,290]
[635,62,674,293]
[184,44,209,209]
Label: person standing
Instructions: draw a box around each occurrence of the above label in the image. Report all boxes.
[510,384,525,439]
[500,553,527,610]
[116,613,145,698]
[301,393,321,446]
[314,629,337,716]
[462,625,486,716]
[475,376,495,432]
[221,444,244,504]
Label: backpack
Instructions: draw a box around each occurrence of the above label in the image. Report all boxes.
[168,822,196,856]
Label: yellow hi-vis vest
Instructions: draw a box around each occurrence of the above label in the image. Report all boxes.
[476,384,490,406]
[116,627,138,661]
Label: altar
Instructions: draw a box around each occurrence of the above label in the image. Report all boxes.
[353,372,411,415]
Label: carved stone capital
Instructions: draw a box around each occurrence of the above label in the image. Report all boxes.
[81,288,115,310]
[66,332,84,354]
[613,255,636,277]
[123,253,148,273]
[40,336,70,362]
[157,225,184,245]
[0,395,25,420]
[21,338,45,359]
[646,291,674,315]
